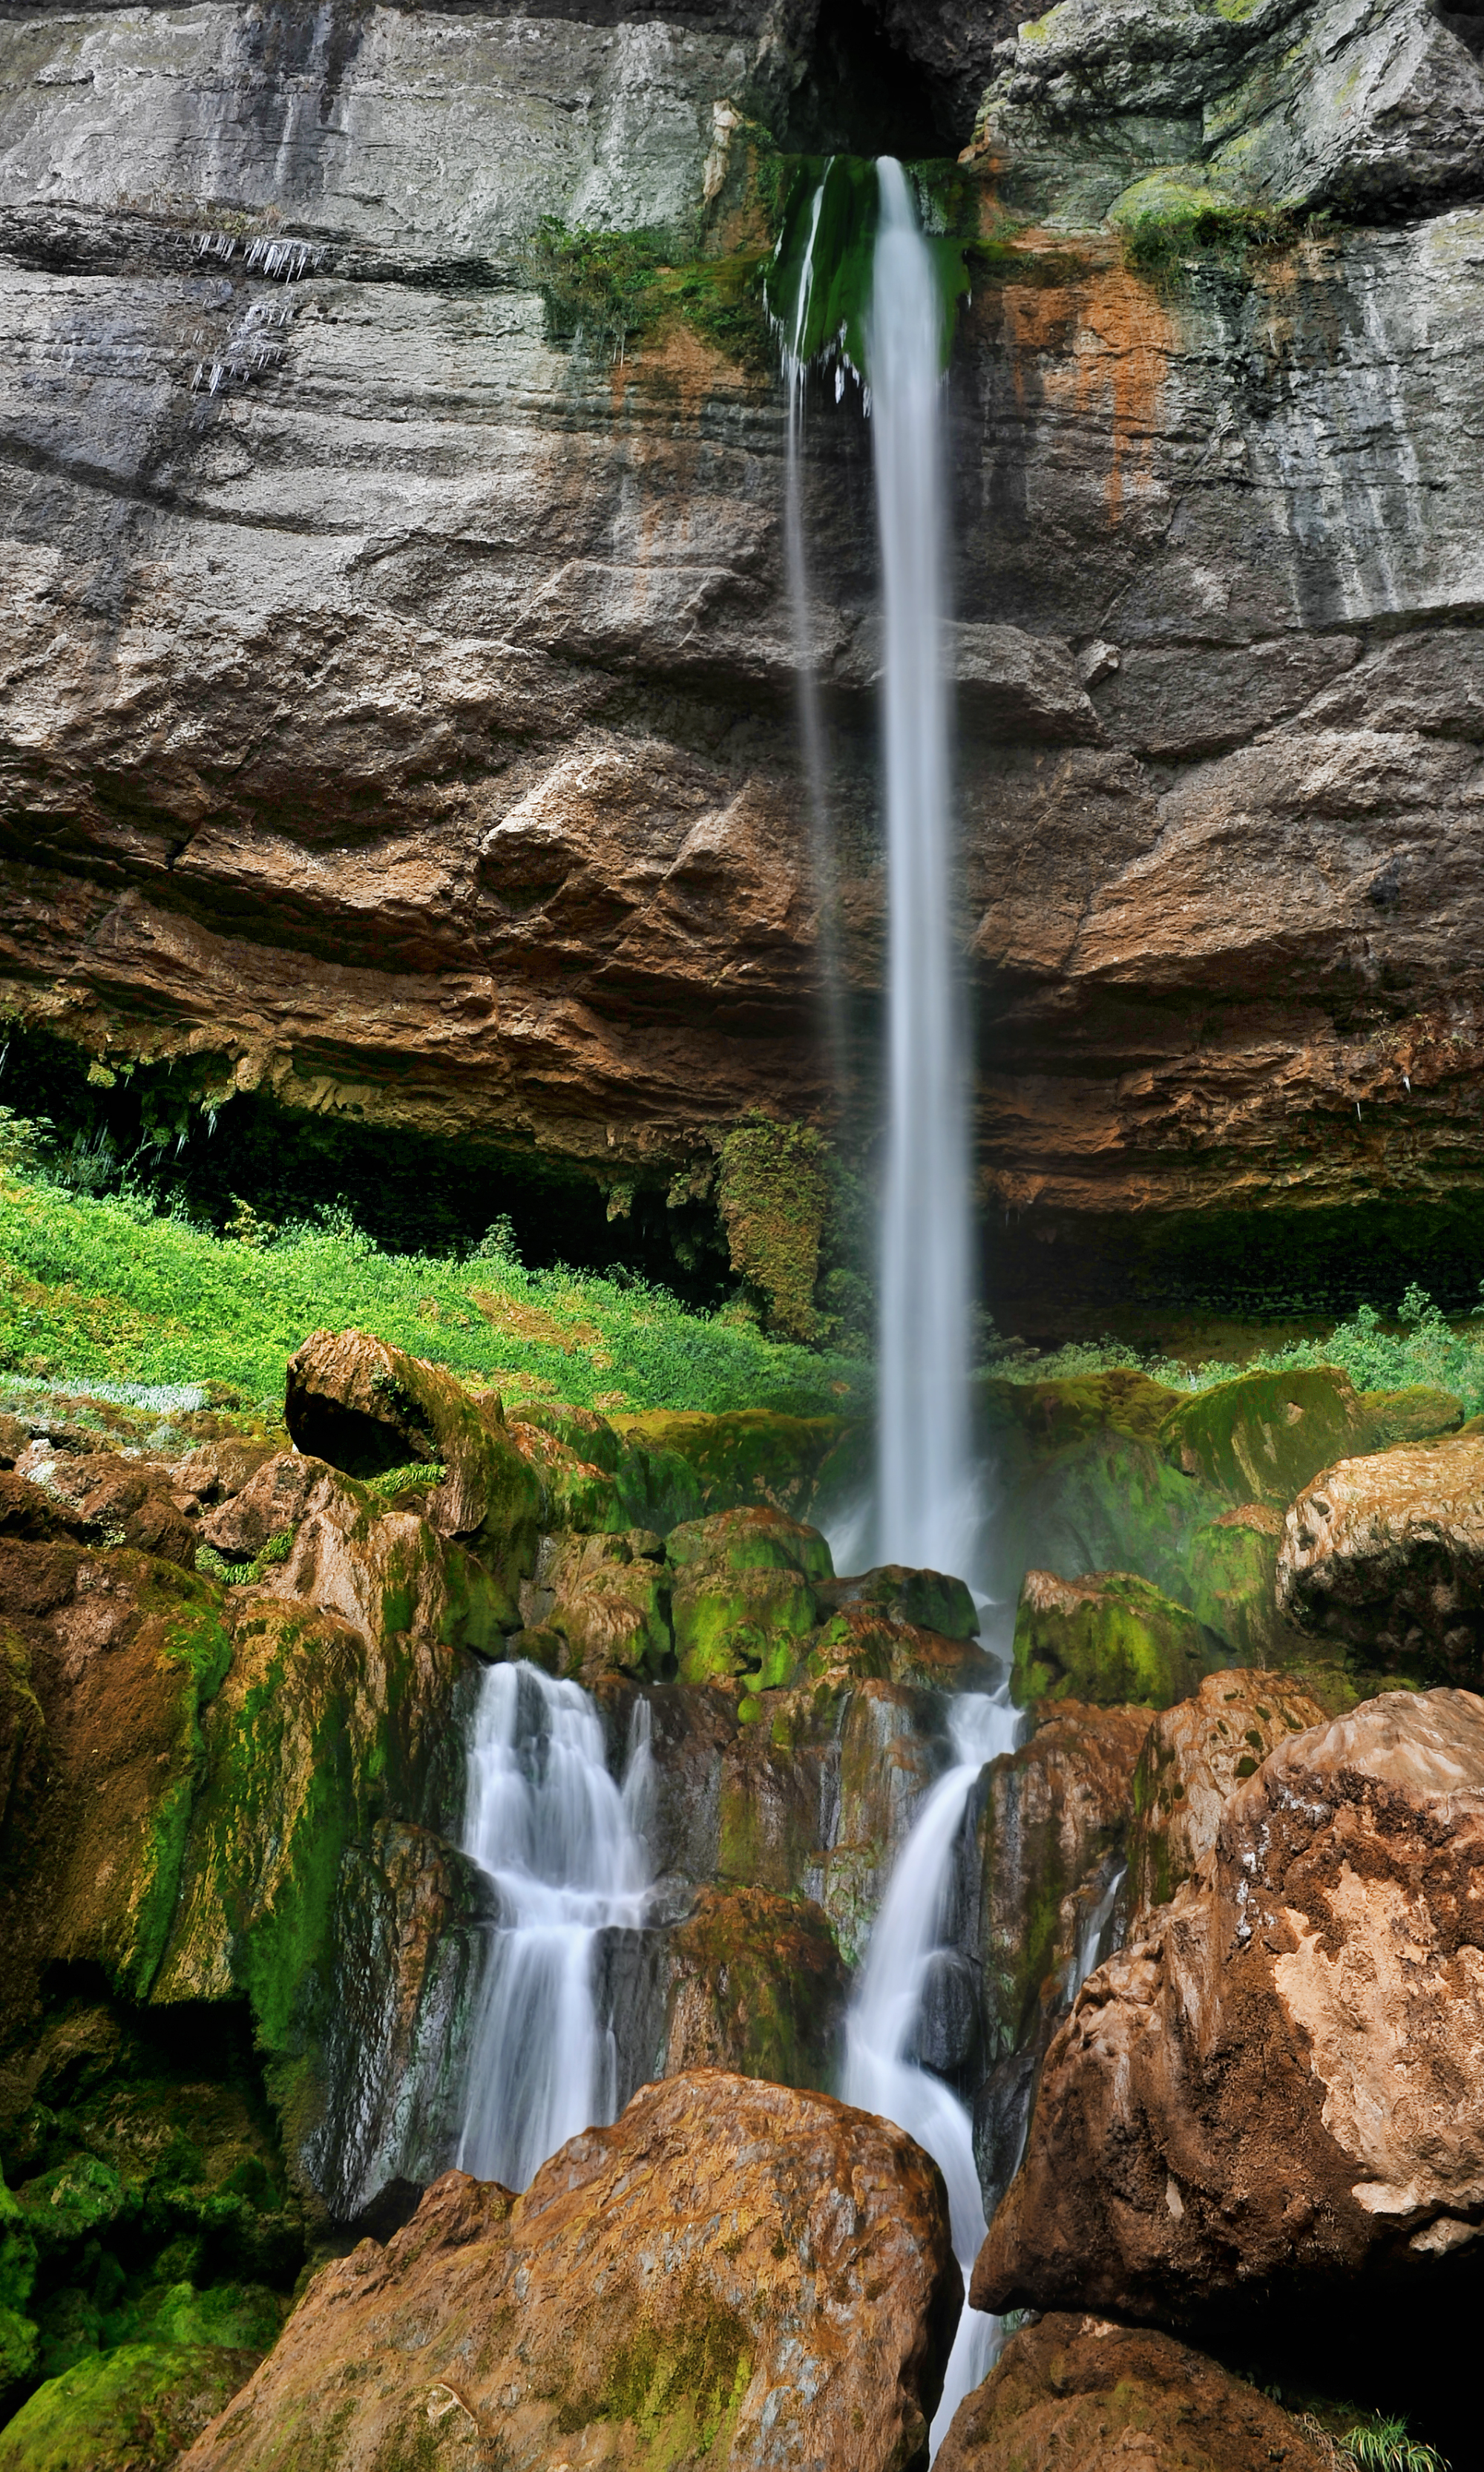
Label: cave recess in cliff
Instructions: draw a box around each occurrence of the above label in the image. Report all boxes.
[778,0,956,160]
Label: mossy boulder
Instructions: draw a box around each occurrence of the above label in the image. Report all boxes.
[611,1410,851,1530]
[1126,1669,1330,1935]
[0,2338,263,2470]
[817,1564,979,1641]
[521,1529,672,1684]
[284,1328,541,1604]
[1011,1569,1230,1711]
[667,1508,830,1689]
[260,1466,510,1651]
[1158,1365,1462,1506]
[662,1886,848,2091]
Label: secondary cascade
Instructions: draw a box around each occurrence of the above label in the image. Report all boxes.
[455,1660,652,2192]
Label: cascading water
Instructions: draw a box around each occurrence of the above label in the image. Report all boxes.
[871,155,975,1581]
[843,160,1009,2459]
[844,1693,1017,2453]
[455,1661,651,2193]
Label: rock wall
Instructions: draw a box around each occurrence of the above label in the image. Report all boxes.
[4,0,1484,1301]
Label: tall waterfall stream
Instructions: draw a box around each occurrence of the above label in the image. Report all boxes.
[451,154,1014,2461]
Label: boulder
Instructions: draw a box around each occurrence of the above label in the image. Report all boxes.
[1126,1668,1330,1934]
[935,2313,1330,2472]
[817,1563,980,1642]
[1278,1430,1484,1680]
[180,2071,962,2472]
[284,1330,540,1607]
[974,1699,1152,2205]
[517,1526,671,1682]
[200,1452,323,1560]
[974,1689,1484,2321]
[0,2340,266,2472]
[661,1886,849,2091]
[1158,1367,1461,1509]
[1011,1567,1229,1709]
[14,1440,197,1570]
[666,1506,831,1690]
[258,1466,510,1656]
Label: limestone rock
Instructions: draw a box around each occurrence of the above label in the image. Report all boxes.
[974,1699,1152,2204]
[974,1688,1484,2319]
[521,1526,672,1682]
[285,1329,540,1608]
[306,1822,496,2226]
[200,1452,322,1560]
[180,2072,962,2472]
[14,1441,197,1570]
[661,1885,848,2088]
[936,2312,1330,2472]
[1126,1668,1330,1932]
[1278,1431,1484,1679]
[1011,1567,1229,1708]
[666,1505,830,1688]
[259,1466,510,1657]
[817,1563,980,1642]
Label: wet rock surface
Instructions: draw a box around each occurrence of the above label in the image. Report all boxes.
[1126,1666,1330,1932]
[936,2313,1330,2472]
[1279,1429,1484,1679]
[180,2071,962,2472]
[974,1688,1484,2320]
[1011,1566,1231,1710]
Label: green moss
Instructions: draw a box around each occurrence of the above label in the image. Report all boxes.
[715,1118,832,1345]
[612,1410,851,1530]
[1011,1570,1230,1710]
[765,154,973,379]
[1119,197,1331,286]
[0,2339,260,2471]
[554,2278,752,2464]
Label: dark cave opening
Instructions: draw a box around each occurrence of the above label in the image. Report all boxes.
[776,0,960,161]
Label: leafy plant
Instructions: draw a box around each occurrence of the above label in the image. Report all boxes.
[368,1463,445,1498]
[1334,2416,1448,2472]
[1121,199,1331,285]
[195,1529,295,1587]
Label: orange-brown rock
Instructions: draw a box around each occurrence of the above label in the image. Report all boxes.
[1126,1668,1330,1936]
[181,2071,962,2472]
[200,1450,323,1558]
[935,2314,1330,2472]
[974,1689,1484,2321]
[1278,1432,1484,1680]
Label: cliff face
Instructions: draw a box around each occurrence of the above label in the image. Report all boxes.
[4,0,1484,1296]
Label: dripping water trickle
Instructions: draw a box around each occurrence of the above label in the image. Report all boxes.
[455,1662,651,2194]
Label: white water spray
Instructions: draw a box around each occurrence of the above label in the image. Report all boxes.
[871,156,974,1578]
[845,1690,1017,2454]
[455,1662,651,2193]
[781,171,847,1089]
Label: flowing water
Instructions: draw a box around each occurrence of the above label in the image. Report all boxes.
[781,169,848,1095]
[871,154,975,1581]
[455,1661,651,2192]
[844,160,1009,2459]
[844,1688,1018,2454]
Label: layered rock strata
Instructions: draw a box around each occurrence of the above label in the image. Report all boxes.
[4,0,1484,1293]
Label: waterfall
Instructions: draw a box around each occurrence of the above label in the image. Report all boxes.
[871,156,974,1579]
[455,1662,651,2194]
[782,169,847,1096]
[844,1690,1017,2456]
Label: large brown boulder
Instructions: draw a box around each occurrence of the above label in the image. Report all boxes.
[974,1689,1484,2321]
[1126,1668,1330,1936]
[1278,1431,1484,1679]
[935,2313,1330,2472]
[181,2071,962,2472]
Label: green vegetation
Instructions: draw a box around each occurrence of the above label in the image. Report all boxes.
[999,1286,1484,1415]
[527,218,777,368]
[1120,197,1331,284]
[765,151,974,378]
[1298,2416,1451,2472]
[0,1167,870,1421]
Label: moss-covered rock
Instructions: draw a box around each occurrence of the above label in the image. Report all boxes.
[816,1564,979,1641]
[523,1530,671,1684]
[151,1587,463,2087]
[0,2338,263,2470]
[284,1328,541,1607]
[715,1117,832,1342]
[1011,1569,1229,1711]
[662,1886,848,2091]
[666,1508,830,1688]
[611,1409,851,1530]
[1158,1365,1461,1506]
[259,1466,509,1655]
